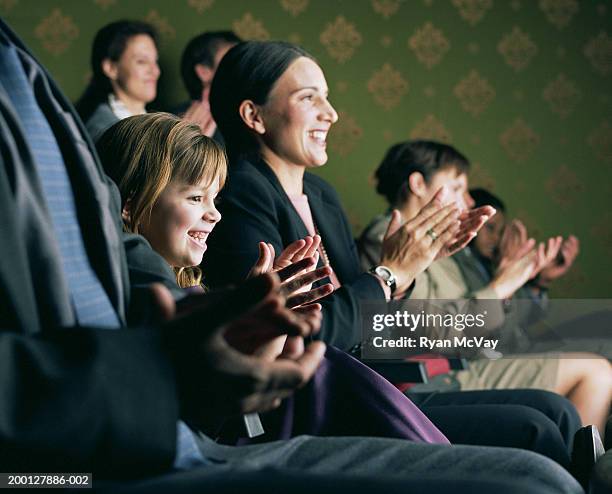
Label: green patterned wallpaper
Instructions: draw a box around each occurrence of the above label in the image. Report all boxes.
[2,0,611,297]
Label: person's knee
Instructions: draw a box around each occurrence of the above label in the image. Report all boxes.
[594,359,612,394]
[582,357,612,388]
[516,388,576,411]
[507,406,568,452]
[531,391,581,442]
[507,389,581,427]
[560,354,612,386]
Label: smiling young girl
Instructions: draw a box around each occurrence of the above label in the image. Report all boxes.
[97,112,225,288]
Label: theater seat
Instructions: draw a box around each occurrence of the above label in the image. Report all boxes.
[395,355,451,393]
[362,354,470,393]
[590,448,612,493]
[361,359,429,383]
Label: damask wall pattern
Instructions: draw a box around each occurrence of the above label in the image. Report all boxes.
[2,0,611,297]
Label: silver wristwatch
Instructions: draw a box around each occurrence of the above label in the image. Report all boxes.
[370,265,397,295]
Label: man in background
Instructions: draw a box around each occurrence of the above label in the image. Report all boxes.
[175,30,240,142]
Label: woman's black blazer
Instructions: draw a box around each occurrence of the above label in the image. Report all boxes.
[203,156,384,350]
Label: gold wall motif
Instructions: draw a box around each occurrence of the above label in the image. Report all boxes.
[408,22,449,69]
[499,118,540,162]
[584,32,612,76]
[587,121,612,164]
[0,0,18,12]
[371,0,402,19]
[232,12,270,41]
[94,0,116,10]
[497,26,538,72]
[187,0,215,14]
[539,0,579,30]
[545,165,585,208]
[367,63,409,110]
[410,114,452,143]
[144,10,175,39]
[34,8,79,56]
[280,0,309,17]
[320,16,362,63]
[451,0,492,26]
[542,73,581,119]
[453,70,495,117]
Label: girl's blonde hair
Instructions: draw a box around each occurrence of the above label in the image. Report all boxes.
[97,112,227,287]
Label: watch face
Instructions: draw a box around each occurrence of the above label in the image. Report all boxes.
[375,266,392,281]
[370,266,396,293]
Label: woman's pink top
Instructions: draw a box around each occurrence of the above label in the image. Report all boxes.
[288,194,341,289]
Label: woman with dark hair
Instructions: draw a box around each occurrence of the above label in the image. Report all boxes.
[204,41,489,350]
[359,140,472,268]
[176,30,241,140]
[470,188,506,211]
[358,142,612,439]
[76,20,159,141]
